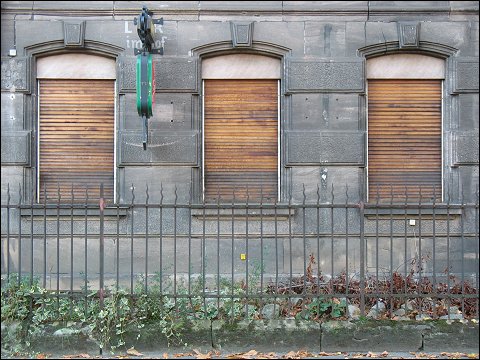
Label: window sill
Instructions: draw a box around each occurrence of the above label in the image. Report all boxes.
[20,206,129,217]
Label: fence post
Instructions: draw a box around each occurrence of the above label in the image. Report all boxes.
[6,184,10,280]
[359,200,365,316]
[99,183,105,310]
[98,183,105,355]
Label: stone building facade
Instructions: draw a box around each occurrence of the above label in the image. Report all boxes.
[1,2,479,288]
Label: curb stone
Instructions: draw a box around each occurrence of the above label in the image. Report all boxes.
[125,319,212,352]
[321,320,427,352]
[423,321,479,352]
[1,319,478,354]
[211,319,320,352]
[321,320,479,353]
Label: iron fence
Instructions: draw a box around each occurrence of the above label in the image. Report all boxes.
[1,183,479,322]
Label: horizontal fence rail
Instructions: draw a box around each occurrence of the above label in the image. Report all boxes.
[1,183,479,324]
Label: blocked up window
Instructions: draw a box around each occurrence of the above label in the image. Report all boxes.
[367,54,444,202]
[202,54,280,202]
[37,54,116,203]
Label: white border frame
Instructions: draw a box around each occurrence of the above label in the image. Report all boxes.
[202,80,205,202]
[441,81,444,202]
[365,80,369,203]
[277,79,281,202]
[36,80,40,203]
[113,80,117,204]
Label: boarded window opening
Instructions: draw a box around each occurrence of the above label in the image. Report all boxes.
[39,79,115,203]
[204,79,278,202]
[368,79,442,203]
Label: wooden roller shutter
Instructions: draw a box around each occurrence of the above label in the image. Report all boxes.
[204,79,278,202]
[368,79,442,203]
[39,79,115,203]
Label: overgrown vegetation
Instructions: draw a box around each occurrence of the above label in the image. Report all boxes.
[1,254,478,356]
[267,254,478,320]
[0,272,263,356]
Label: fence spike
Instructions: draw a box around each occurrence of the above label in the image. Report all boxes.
[316,183,320,204]
[31,177,35,205]
[447,184,452,204]
[160,182,164,205]
[7,183,10,206]
[146,184,149,204]
[113,179,120,205]
[18,183,22,204]
[100,183,104,207]
[331,183,334,203]
[302,183,306,204]
[260,182,264,206]
[131,183,135,205]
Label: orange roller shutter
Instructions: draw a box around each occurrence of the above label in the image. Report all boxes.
[204,79,278,202]
[39,79,115,203]
[368,79,442,203]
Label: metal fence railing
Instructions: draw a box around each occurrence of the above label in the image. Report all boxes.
[1,183,479,321]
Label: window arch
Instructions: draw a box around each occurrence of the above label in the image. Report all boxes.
[367,54,445,202]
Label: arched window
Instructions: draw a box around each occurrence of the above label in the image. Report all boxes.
[202,54,281,202]
[367,54,444,202]
[37,53,116,203]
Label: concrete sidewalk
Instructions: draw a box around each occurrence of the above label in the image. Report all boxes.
[2,319,479,358]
